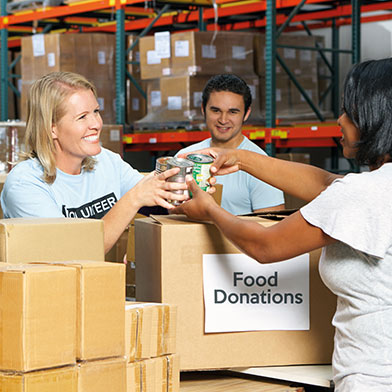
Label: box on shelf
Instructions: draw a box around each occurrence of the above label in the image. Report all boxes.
[34,260,125,361]
[135,214,336,370]
[0,218,105,264]
[254,33,318,78]
[77,357,127,392]
[0,365,77,392]
[139,31,255,80]
[21,33,116,122]
[99,124,124,156]
[0,264,76,372]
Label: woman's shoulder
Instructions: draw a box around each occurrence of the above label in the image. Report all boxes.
[6,158,44,182]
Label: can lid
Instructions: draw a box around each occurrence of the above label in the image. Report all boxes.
[187,153,214,164]
[167,157,194,168]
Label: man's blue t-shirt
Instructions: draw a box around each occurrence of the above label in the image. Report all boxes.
[1,148,144,219]
[176,137,284,215]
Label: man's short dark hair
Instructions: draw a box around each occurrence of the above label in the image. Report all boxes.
[342,58,392,167]
[202,74,252,114]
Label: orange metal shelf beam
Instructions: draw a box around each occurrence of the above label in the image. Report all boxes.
[123,124,342,152]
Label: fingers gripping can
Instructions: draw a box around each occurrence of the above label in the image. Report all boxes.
[166,157,194,205]
[187,154,213,191]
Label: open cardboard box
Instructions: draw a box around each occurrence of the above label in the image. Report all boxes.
[135,211,336,370]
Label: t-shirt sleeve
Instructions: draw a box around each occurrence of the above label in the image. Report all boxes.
[300,174,391,259]
[1,178,63,218]
[117,156,144,197]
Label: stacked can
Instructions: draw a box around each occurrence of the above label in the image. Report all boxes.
[165,157,194,206]
[187,154,214,191]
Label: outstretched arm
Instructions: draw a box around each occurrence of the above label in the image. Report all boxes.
[179,148,341,203]
[172,178,335,263]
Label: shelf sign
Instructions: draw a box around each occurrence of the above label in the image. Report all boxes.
[203,253,310,333]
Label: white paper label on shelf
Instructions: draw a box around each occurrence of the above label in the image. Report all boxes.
[202,45,216,59]
[97,51,106,65]
[17,79,22,93]
[175,40,190,57]
[97,97,104,111]
[32,34,45,57]
[147,50,161,65]
[110,129,121,142]
[132,98,140,111]
[149,138,157,144]
[284,47,296,59]
[232,45,246,60]
[151,91,161,107]
[203,253,310,333]
[47,53,55,67]
[135,51,140,62]
[248,85,256,100]
[162,67,171,76]
[154,31,171,59]
[168,96,182,110]
[193,92,202,107]
[224,65,233,72]
[276,89,282,102]
[300,50,312,62]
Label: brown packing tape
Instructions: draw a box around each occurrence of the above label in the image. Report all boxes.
[125,305,138,362]
[166,354,180,392]
[127,362,141,392]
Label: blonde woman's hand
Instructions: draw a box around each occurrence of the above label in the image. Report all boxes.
[131,168,189,210]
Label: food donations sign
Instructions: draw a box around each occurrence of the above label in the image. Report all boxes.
[203,253,309,333]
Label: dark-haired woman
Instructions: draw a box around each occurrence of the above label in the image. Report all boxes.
[174,58,392,391]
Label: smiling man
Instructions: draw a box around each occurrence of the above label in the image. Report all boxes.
[176,74,285,215]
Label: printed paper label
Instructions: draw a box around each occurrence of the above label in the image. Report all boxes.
[202,45,216,59]
[132,98,140,111]
[283,47,296,59]
[168,96,182,110]
[32,34,45,57]
[110,129,121,142]
[232,45,246,60]
[151,91,161,107]
[47,53,55,67]
[203,253,310,333]
[147,50,161,65]
[193,92,202,107]
[97,51,106,65]
[97,97,104,111]
[154,31,171,59]
[175,40,190,57]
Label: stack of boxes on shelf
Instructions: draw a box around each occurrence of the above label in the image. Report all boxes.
[136,31,328,130]
[0,218,180,392]
[135,31,261,130]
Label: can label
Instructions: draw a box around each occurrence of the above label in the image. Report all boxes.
[187,154,213,191]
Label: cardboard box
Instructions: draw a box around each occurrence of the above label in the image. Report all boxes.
[254,33,318,78]
[125,302,177,361]
[99,124,124,156]
[0,264,76,372]
[0,365,77,392]
[0,218,104,264]
[139,36,170,80]
[135,215,336,370]
[126,355,179,392]
[35,260,125,360]
[77,357,127,392]
[21,33,116,122]
[127,361,141,392]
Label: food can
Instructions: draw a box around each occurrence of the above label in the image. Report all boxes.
[187,153,213,191]
[166,157,194,205]
[155,156,172,174]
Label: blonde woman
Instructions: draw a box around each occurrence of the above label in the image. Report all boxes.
[1,72,187,254]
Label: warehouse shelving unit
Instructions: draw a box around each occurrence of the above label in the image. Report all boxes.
[2,1,392,156]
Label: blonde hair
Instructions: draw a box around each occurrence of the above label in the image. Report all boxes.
[23,71,98,184]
